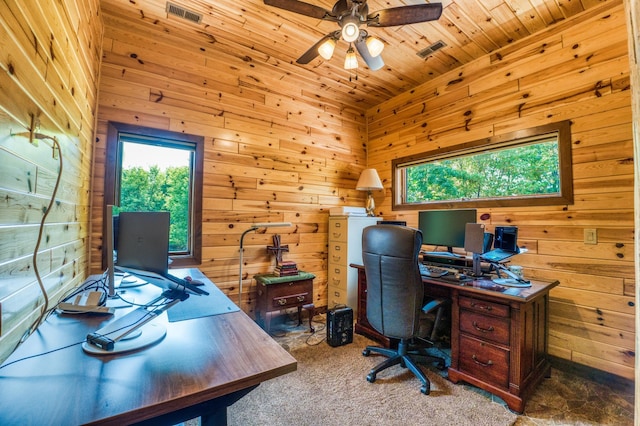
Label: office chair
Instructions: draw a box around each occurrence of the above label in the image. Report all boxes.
[361,225,447,395]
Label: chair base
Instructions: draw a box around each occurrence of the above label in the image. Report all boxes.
[362,339,446,395]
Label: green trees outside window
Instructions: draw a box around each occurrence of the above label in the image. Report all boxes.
[392,121,573,210]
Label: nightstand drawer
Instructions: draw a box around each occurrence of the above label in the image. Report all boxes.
[272,292,310,309]
[459,295,510,318]
[459,334,510,389]
[460,310,510,345]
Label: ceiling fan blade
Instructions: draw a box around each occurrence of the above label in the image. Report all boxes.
[332,0,350,16]
[355,38,384,71]
[264,0,334,20]
[296,33,336,64]
[367,3,443,27]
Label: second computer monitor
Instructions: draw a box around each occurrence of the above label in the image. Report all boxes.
[418,209,477,253]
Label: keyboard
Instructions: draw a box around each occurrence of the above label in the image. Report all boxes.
[419,263,449,277]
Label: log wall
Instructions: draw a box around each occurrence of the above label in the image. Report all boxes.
[90,3,369,318]
[366,1,635,379]
[0,0,102,362]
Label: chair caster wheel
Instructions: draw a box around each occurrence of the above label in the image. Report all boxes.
[367,373,376,383]
[420,385,430,395]
[362,349,370,357]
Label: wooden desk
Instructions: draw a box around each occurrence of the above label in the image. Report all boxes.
[351,264,558,413]
[0,268,296,425]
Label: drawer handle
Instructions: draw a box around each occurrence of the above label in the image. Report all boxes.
[296,295,305,302]
[472,354,493,367]
[332,279,341,285]
[472,321,494,333]
[470,302,492,311]
[277,299,287,306]
[332,256,341,261]
[332,233,342,239]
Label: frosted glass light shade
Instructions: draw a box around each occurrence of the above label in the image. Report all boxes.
[344,48,358,70]
[366,36,384,57]
[318,38,336,60]
[341,17,360,43]
[356,168,383,190]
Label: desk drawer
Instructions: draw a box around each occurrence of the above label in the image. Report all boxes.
[459,295,510,318]
[272,292,310,308]
[460,310,510,346]
[459,334,510,389]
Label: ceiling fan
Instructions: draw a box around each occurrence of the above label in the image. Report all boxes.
[263,0,443,71]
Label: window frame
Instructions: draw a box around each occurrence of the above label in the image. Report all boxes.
[392,120,573,210]
[104,122,203,268]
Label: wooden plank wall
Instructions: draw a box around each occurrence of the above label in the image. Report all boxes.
[366,1,635,379]
[0,0,103,362]
[90,3,369,317]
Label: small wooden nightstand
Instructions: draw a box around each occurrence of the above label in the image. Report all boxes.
[254,272,315,333]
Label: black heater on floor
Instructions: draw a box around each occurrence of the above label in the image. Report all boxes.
[327,306,353,347]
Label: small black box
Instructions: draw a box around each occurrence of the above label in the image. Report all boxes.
[327,306,353,347]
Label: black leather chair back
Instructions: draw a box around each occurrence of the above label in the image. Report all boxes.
[362,225,424,340]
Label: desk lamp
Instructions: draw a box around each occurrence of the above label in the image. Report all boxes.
[238,222,291,307]
[356,169,383,216]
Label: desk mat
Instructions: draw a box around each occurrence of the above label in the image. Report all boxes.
[167,280,239,322]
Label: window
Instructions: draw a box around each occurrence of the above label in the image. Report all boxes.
[392,121,573,210]
[104,122,203,267]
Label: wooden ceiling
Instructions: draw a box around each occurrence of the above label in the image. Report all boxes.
[99,0,608,112]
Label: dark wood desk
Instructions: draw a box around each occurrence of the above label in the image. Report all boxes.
[0,269,296,425]
[351,264,558,413]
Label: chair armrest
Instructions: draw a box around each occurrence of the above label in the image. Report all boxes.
[422,297,448,314]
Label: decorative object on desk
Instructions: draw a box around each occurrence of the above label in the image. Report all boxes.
[509,265,523,278]
[356,168,383,216]
[267,234,289,266]
[238,222,292,307]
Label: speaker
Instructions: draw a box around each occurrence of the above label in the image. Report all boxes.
[326,306,353,347]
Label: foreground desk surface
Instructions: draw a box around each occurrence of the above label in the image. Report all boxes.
[0,268,296,425]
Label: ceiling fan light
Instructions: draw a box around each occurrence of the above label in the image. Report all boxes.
[318,38,336,60]
[366,36,384,57]
[344,47,358,70]
[341,19,360,43]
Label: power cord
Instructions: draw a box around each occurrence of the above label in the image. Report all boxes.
[21,133,63,345]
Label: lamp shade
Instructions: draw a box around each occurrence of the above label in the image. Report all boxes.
[366,36,384,57]
[318,38,336,60]
[356,168,383,190]
[344,47,358,70]
[341,16,360,43]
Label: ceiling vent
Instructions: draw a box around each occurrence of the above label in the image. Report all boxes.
[417,40,446,59]
[166,2,202,24]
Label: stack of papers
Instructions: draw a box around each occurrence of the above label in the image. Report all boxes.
[329,207,367,216]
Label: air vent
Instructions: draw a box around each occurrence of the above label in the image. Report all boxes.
[417,40,447,59]
[166,2,202,24]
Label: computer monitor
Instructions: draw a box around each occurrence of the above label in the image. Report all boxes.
[116,211,171,274]
[418,209,477,253]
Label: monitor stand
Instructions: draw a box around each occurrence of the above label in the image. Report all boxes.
[82,322,166,355]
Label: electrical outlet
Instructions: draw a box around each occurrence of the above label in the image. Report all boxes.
[584,228,597,245]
